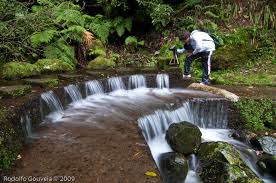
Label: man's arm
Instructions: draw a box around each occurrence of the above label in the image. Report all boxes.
[192,36,202,55]
[176,48,186,54]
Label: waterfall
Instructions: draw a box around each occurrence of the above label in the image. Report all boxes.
[108,77,126,91]
[138,99,228,182]
[128,75,146,89]
[85,80,104,96]
[156,74,169,89]
[40,91,64,122]
[20,113,33,139]
[64,84,82,102]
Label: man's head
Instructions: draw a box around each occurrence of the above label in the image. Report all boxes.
[183,31,191,43]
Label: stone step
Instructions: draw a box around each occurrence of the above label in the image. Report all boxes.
[23,78,59,88]
[0,85,32,98]
[58,74,83,81]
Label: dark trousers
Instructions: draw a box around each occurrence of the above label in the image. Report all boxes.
[184,51,212,84]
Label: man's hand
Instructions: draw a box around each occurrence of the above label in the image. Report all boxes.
[187,51,193,57]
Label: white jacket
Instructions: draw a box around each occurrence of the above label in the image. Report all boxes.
[190,30,215,55]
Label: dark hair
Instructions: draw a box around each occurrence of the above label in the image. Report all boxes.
[183,31,191,40]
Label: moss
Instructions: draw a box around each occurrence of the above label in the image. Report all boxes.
[87,57,115,70]
[0,85,32,98]
[23,78,59,89]
[198,141,263,183]
[0,108,21,171]
[89,39,107,58]
[34,59,74,73]
[2,62,40,79]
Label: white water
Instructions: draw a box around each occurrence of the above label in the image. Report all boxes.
[157,74,169,89]
[64,84,82,102]
[85,80,104,96]
[40,91,64,122]
[138,105,274,183]
[108,77,126,91]
[128,75,147,89]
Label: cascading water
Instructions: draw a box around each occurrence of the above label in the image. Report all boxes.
[128,75,146,89]
[156,74,169,89]
[40,91,64,122]
[108,77,126,91]
[20,113,33,140]
[64,84,82,102]
[85,80,104,96]
[138,98,274,183]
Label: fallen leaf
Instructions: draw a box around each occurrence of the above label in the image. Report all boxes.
[145,171,157,177]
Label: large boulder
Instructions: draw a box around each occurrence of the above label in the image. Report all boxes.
[34,59,74,73]
[2,62,40,79]
[166,122,202,155]
[159,152,189,183]
[258,136,276,155]
[87,57,115,70]
[198,141,263,183]
[257,154,276,175]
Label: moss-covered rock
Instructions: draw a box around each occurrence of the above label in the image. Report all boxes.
[159,152,189,183]
[23,78,59,88]
[34,59,74,73]
[87,57,115,70]
[2,62,40,79]
[198,141,263,183]
[89,39,107,58]
[212,44,255,70]
[166,122,202,155]
[0,108,21,172]
[0,85,32,98]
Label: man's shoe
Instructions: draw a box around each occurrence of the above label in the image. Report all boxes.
[183,74,191,79]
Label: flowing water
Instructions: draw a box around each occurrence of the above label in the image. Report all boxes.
[31,74,274,183]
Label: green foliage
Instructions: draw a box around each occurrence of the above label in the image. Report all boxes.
[2,62,40,80]
[234,99,274,130]
[125,36,144,49]
[31,29,57,47]
[34,59,74,73]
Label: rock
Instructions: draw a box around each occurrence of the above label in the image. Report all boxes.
[188,83,239,102]
[257,154,276,175]
[34,59,74,73]
[198,141,263,183]
[58,74,83,81]
[23,78,59,88]
[258,136,276,155]
[0,85,32,98]
[2,62,40,79]
[159,152,189,183]
[166,122,202,155]
[87,57,115,70]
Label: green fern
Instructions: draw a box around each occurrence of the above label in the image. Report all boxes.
[31,29,57,47]
[125,36,138,45]
[44,39,76,66]
[61,25,86,42]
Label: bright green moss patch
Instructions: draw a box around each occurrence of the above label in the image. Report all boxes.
[0,85,32,98]
[2,62,40,80]
[87,57,115,70]
[34,59,74,73]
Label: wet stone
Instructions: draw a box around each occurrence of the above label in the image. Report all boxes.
[259,136,276,155]
[0,85,32,98]
[58,74,83,81]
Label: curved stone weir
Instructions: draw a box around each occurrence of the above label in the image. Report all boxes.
[14,73,231,182]
[138,102,275,183]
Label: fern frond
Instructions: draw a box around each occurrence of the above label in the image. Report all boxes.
[61,25,86,42]
[82,31,95,49]
[44,39,76,66]
[31,29,57,47]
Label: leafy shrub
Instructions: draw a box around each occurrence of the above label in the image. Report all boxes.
[125,36,144,49]
[234,99,274,130]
